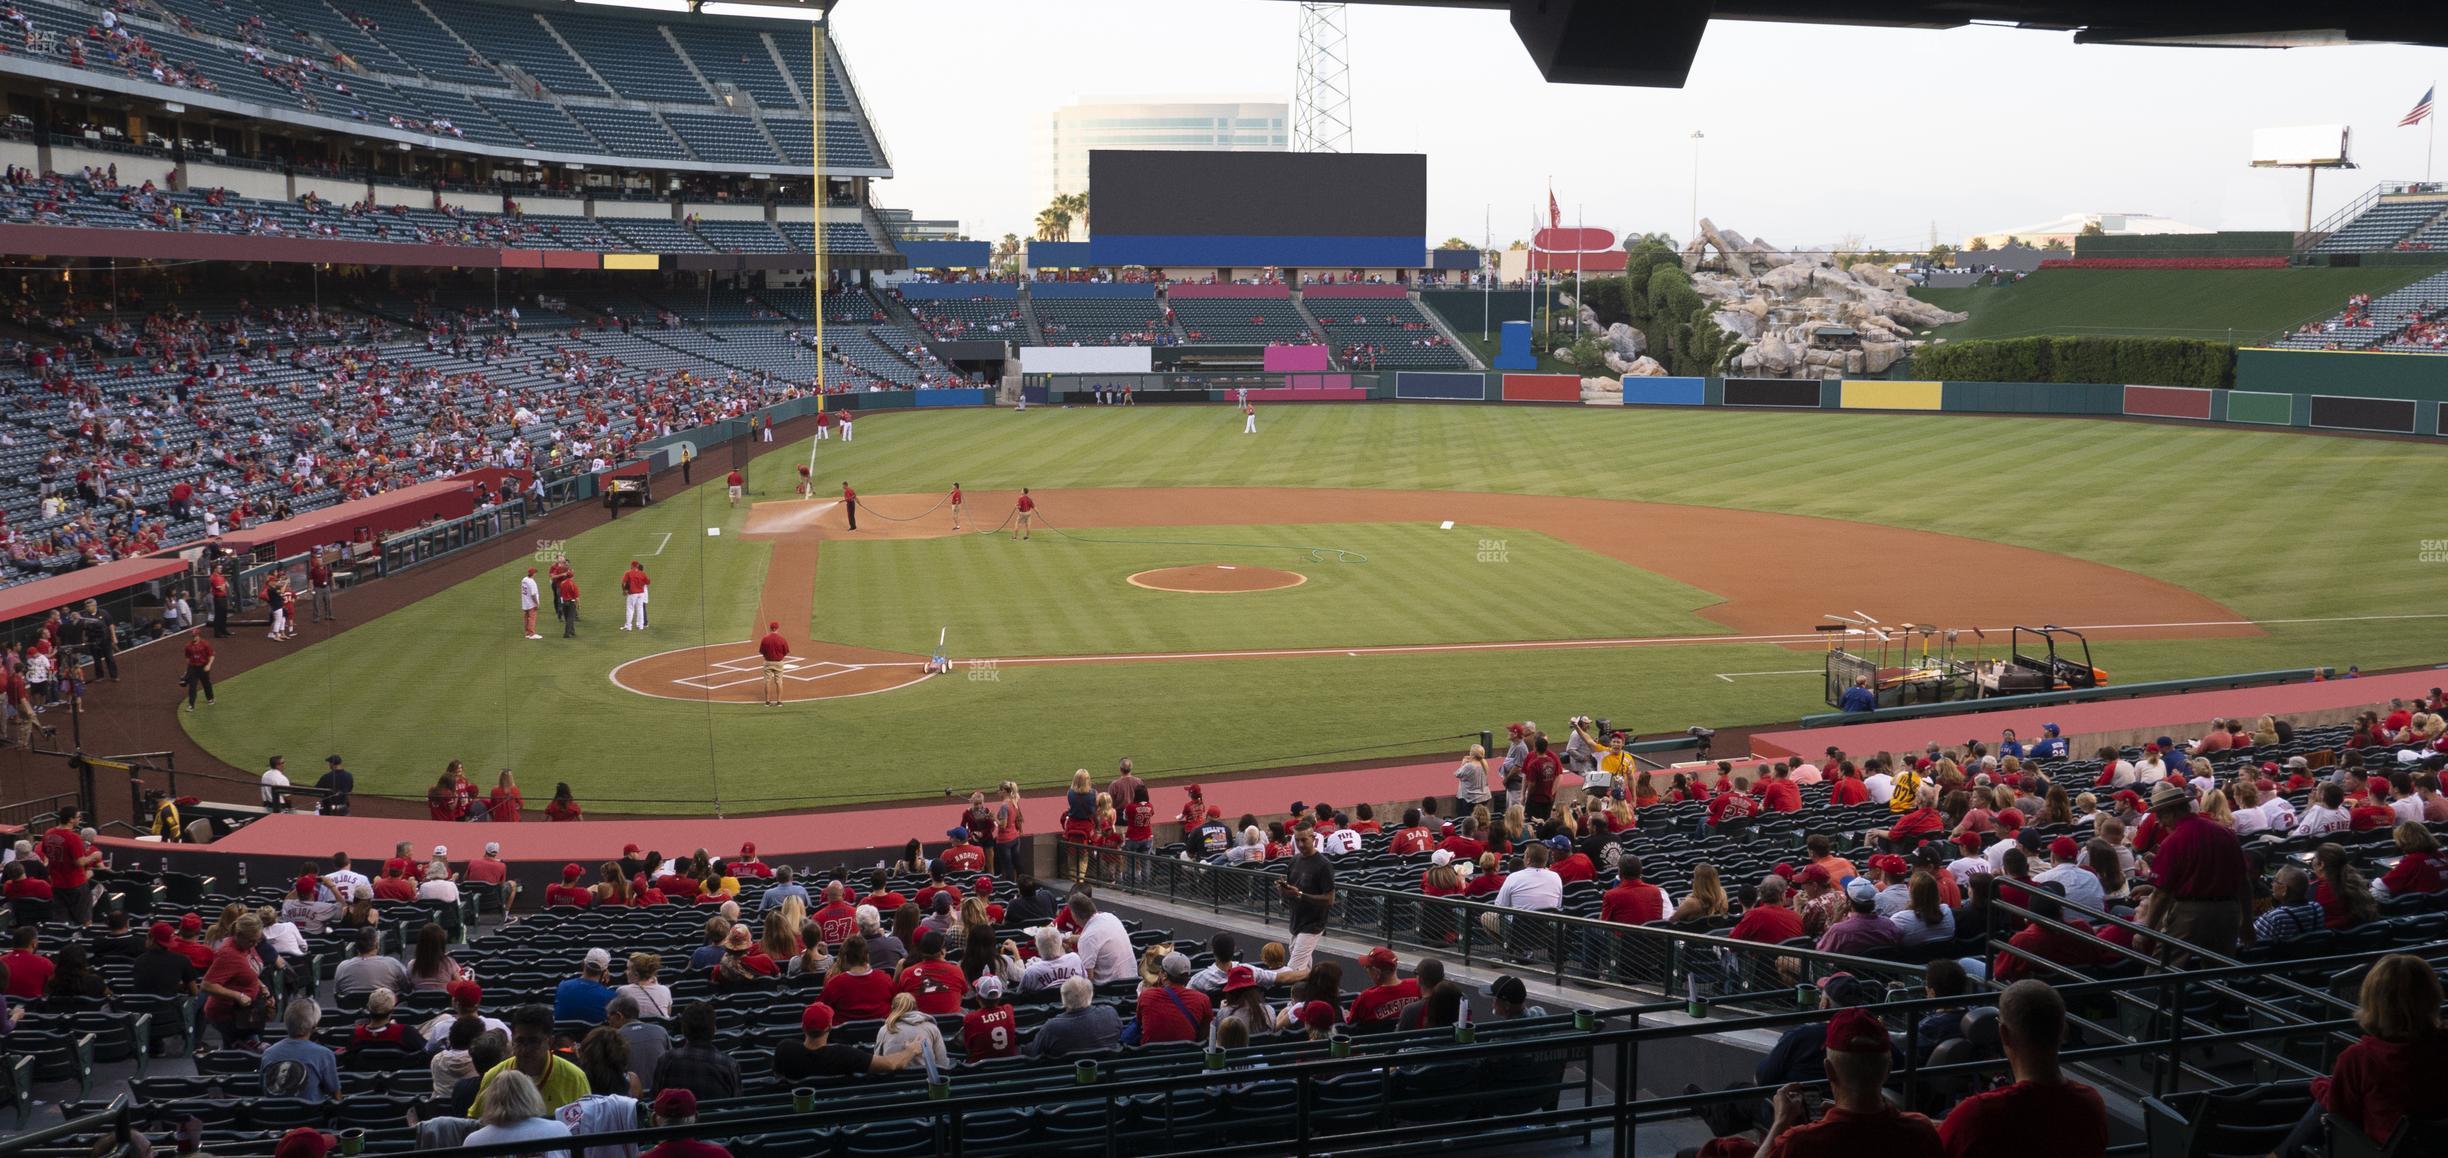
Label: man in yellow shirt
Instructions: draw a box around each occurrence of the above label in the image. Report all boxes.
[1593,733,1638,796]
[474,1005,589,1112]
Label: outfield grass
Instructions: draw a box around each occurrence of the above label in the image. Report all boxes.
[1909,267,2435,342]
[814,523,1727,655]
[185,404,2448,811]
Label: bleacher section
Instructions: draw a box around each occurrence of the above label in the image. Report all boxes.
[2310,193,2448,254]
[2269,271,2448,352]
[899,291,1030,341]
[1031,289,1169,346]
[1310,296,1469,369]
[1171,296,1314,344]
[0,0,890,179]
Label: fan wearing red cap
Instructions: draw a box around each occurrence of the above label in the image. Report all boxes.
[274,1127,340,1158]
[1758,1007,1942,1158]
[1346,947,1419,1027]
[756,621,791,706]
[643,1086,729,1158]
[961,974,1019,1061]
[544,864,594,908]
[732,842,772,879]
[774,999,928,1083]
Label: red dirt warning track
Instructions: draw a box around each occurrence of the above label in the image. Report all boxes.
[609,487,2254,704]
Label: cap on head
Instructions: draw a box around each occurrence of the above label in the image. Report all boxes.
[799,1001,835,1035]
[654,1087,699,1119]
[447,979,483,1006]
[1487,975,1528,1004]
[1359,946,1398,970]
[974,975,1005,1000]
[1825,1007,1891,1053]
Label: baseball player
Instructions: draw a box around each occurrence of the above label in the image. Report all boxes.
[620,561,651,631]
[1242,399,1257,435]
[726,467,744,508]
[757,620,790,707]
[948,483,964,530]
[520,569,542,639]
[839,411,854,442]
[557,571,581,638]
[842,482,858,531]
[548,555,573,624]
[1013,488,1035,541]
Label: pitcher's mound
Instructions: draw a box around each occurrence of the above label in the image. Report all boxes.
[1127,564,1307,593]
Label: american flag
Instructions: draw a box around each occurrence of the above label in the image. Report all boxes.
[2403,85,2435,128]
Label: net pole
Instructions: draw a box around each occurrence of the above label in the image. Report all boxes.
[806,17,828,500]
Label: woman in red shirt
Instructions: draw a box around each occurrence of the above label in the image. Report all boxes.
[820,936,895,1021]
[199,915,266,1047]
[487,769,523,823]
[2376,823,2448,898]
[2290,953,2448,1154]
[542,783,581,822]
[425,768,461,822]
[350,989,414,1048]
[1123,786,1155,853]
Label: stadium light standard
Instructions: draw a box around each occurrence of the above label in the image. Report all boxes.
[1688,130,1704,245]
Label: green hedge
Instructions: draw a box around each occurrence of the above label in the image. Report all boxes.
[1912,336,2235,389]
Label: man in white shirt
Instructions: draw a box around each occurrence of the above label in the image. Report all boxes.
[418,851,462,904]
[2392,785,2428,826]
[1067,896,1134,982]
[1018,928,1084,993]
[1321,825,1362,856]
[2095,748,2136,789]
[1863,767,1896,805]
[1480,841,1565,962]
[260,756,291,812]
[322,853,370,904]
[2296,783,2352,838]
[519,569,542,640]
[2032,837,2106,913]
[2133,748,2167,785]
[1944,832,1992,886]
[1789,759,1823,786]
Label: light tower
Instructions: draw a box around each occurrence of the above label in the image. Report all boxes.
[1292,3,1353,152]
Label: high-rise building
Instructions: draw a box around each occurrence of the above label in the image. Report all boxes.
[1035,99,1289,222]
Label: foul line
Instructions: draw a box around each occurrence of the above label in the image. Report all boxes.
[648,532,672,556]
[1716,669,1824,682]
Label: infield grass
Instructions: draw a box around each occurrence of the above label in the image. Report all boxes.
[814,523,1727,656]
[183,404,2448,811]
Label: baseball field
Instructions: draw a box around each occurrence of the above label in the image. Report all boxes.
[180,403,2448,812]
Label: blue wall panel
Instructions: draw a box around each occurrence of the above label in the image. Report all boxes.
[915,388,991,408]
[898,240,991,268]
[1393,371,1488,400]
[898,282,1016,301]
[1620,376,1706,406]
[1027,283,1156,300]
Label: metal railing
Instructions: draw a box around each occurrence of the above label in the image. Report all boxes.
[1059,844,1933,1002]
[0,792,77,831]
[376,498,530,576]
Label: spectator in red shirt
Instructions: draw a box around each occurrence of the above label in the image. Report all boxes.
[543,783,582,822]
[961,975,1019,1059]
[895,931,968,1015]
[811,883,857,947]
[1729,875,1805,945]
[1436,818,1487,862]
[1707,779,1758,834]
[2376,822,2448,899]
[2142,781,2250,965]
[1,862,52,904]
[940,828,988,875]
[1345,947,1418,1029]
[41,809,101,925]
[1759,765,1804,813]
[1993,885,2119,983]
[1132,952,1212,1043]
[1389,809,1436,856]
[642,1087,730,1158]
[1936,980,2107,1158]
[0,927,53,999]
[556,574,580,637]
[1829,765,1871,807]
[544,864,592,908]
[1551,841,1597,884]
[1603,855,1666,925]
[487,771,523,823]
[1520,735,1564,816]
[2284,953,2448,1155]
[1757,1007,1943,1158]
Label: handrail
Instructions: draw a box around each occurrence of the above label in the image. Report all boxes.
[0,1093,130,1153]
[1071,843,1938,999]
[1798,667,2321,729]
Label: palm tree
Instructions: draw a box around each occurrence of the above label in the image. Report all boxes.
[1034,207,1071,242]
[1055,192,1088,238]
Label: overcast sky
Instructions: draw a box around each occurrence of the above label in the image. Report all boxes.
[819,0,2444,248]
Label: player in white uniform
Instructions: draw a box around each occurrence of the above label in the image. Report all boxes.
[1243,400,1257,435]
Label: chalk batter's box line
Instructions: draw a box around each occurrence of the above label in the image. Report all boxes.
[672,654,883,692]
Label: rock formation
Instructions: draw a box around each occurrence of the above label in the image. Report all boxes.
[1678,219,1967,379]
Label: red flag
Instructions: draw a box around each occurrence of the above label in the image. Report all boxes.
[1547,187,1561,230]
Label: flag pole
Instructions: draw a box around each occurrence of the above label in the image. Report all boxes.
[1481,203,1490,341]
[1574,202,1584,342]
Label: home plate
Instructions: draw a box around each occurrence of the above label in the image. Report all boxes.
[1440,520,1455,530]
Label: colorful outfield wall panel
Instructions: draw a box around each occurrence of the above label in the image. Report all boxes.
[2223,391,2296,426]
[1722,378,1821,408]
[2310,395,2418,434]
[1500,374,1583,402]
[1838,380,1943,411]
[1395,372,1489,401]
[2123,385,2215,420]
[1262,345,1332,372]
[1620,377,1707,406]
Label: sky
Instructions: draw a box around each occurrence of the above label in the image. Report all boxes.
[806,0,2446,249]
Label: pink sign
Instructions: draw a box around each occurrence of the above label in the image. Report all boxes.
[1263,345,1332,372]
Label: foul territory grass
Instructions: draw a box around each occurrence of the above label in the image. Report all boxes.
[185,404,2448,811]
[813,523,1727,656]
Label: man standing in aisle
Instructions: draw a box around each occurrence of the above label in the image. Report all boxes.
[679,447,693,486]
[558,570,581,639]
[841,482,857,531]
[620,562,651,632]
[1276,826,1335,971]
[520,569,543,640]
[208,565,231,638]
